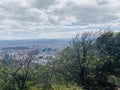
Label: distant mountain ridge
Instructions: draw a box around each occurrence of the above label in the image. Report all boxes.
[0,39,69,48]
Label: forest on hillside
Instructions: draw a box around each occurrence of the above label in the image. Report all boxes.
[0,31,120,90]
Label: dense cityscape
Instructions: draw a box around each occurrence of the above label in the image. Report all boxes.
[0,39,68,65]
[0,47,57,65]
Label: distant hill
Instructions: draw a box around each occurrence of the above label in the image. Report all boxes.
[0,39,69,48]
[1,47,31,50]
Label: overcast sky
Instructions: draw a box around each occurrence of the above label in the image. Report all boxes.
[0,0,120,40]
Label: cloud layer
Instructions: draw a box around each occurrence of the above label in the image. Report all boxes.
[0,0,120,39]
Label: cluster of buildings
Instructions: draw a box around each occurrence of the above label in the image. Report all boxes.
[0,47,59,65]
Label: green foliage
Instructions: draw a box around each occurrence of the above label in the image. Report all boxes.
[52,31,120,89]
[30,84,82,90]
[0,61,12,90]
[52,84,83,90]
[0,31,120,90]
[107,75,120,86]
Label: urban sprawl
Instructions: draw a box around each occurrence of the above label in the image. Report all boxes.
[0,47,60,65]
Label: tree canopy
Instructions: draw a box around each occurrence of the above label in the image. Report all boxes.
[0,31,120,90]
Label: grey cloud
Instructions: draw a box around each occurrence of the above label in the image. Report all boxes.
[31,0,56,9]
[1,1,44,21]
[0,0,118,26]
[0,0,119,39]
[96,0,109,5]
[52,2,119,24]
[11,14,41,23]
[1,1,28,14]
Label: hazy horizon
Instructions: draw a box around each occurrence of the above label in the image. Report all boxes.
[0,38,71,41]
